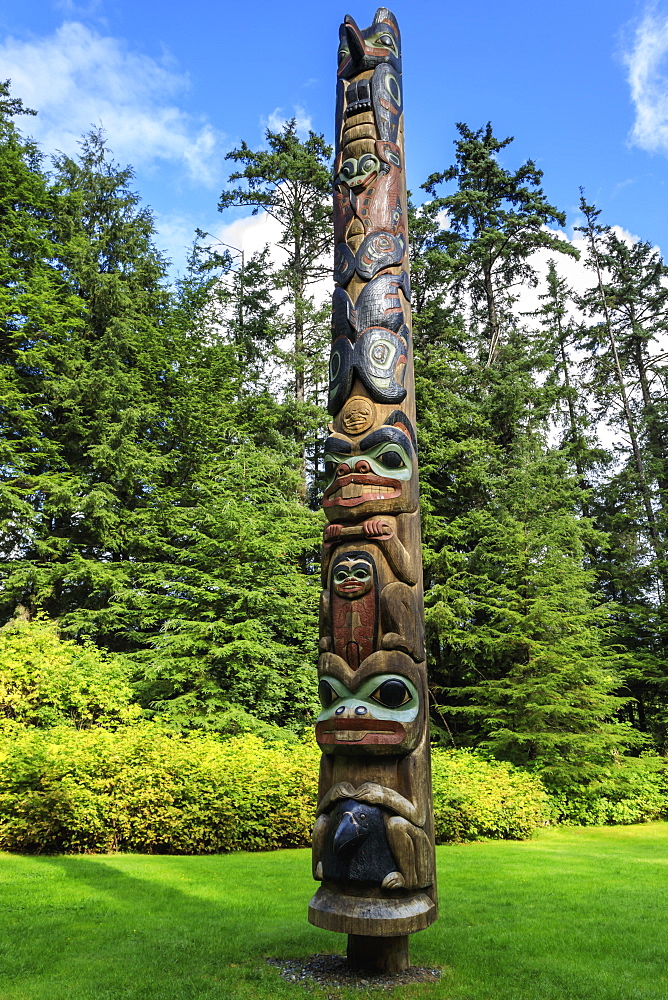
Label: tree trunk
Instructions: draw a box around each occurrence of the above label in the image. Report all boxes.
[483,264,501,365]
[293,236,306,495]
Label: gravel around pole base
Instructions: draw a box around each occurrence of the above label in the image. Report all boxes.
[266,954,443,990]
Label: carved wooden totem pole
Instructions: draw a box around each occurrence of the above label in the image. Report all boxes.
[308,8,437,974]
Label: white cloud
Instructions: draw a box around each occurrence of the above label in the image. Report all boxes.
[211,209,332,309]
[213,212,284,261]
[0,21,224,184]
[514,224,654,319]
[623,6,668,154]
[262,105,313,136]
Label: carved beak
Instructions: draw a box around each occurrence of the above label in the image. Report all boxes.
[333,810,368,855]
[344,17,365,67]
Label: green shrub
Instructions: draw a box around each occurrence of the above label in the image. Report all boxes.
[0,723,320,853]
[0,723,552,854]
[550,754,668,826]
[431,749,552,841]
[0,618,138,728]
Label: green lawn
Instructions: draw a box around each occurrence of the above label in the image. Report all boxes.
[1,823,667,1000]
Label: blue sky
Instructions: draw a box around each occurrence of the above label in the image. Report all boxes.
[1,0,667,274]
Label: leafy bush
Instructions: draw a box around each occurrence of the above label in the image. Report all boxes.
[0,618,138,728]
[550,754,668,826]
[431,748,552,841]
[0,723,552,854]
[0,724,320,853]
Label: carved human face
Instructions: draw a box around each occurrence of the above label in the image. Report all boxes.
[332,556,374,600]
[323,414,418,521]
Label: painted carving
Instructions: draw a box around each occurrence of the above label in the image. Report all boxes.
[329,274,411,414]
[339,396,376,435]
[322,413,419,520]
[337,10,401,81]
[309,7,437,949]
[329,550,378,669]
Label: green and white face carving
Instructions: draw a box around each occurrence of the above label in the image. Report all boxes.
[315,673,421,755]
[337,153,380,192]
[322,420,418,520]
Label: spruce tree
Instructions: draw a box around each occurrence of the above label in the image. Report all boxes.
[409,171,640,784]
[218,120,333,487]
[422,123,577,364]
[0,83,83,621]
[125,244,323,730]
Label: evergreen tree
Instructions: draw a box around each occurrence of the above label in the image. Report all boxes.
[17,130,176,635]
[573,199,668,748]
[0,83,84,620]
[410,176,639,782]
[422,123,577,364]
[575,194,667,595]
[218,120,333,487]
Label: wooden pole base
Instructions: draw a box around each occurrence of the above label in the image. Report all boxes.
[346,934,410,974]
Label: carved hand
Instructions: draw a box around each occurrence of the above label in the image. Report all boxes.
[316,781,356,816]
[363,518,393,538]
[351,781,386,804]
[323,524,343,543]
[353,782,425,827]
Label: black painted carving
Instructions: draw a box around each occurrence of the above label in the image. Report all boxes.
[334,243,356,286]
[356,232,405,280]
[332,286,356,341]
[355,271,410,332]
[334,234,405,287]
[345,78,372,117]
[371,63,403,145]
[322,799,398,884]
[354,325,408,402]
[328,272,411,413]
[337,9,402,80]
[328,326,408,414]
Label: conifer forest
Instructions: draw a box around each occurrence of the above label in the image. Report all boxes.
[3,78,668,832]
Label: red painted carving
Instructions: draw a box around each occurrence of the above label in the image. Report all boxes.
[331,553,378,668]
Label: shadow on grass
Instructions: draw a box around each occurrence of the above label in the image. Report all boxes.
[0,850,441,1000]
[0,852,341,1000]
[3,827,668,1000]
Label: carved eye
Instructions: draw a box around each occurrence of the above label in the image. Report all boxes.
[358,154,379,175]
[378,450,404,470]
[372,678,411,708]
[319,679,338,708]
[333,568,349,585]
[353,568,370,581]
[372,32,397,52]
[338,45,350,64]
[325,460,337,479]
[370,339,394,367]
[385,149,401,168]
[340,158,357,180]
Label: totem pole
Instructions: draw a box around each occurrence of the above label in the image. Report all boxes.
[308,8,437,974]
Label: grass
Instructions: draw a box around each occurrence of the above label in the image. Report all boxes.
[0,823,667,1000]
